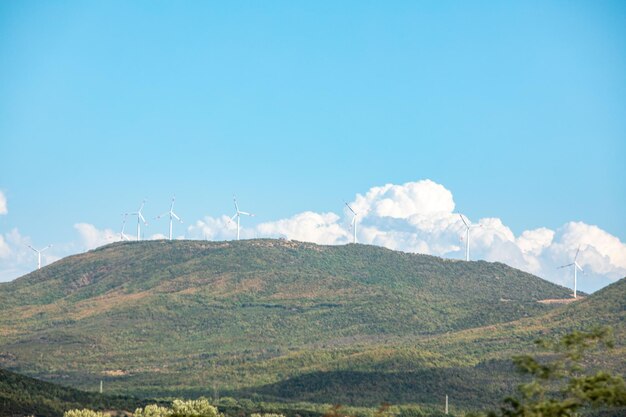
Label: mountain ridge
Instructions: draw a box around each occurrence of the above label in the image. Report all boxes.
[0,239,617,409]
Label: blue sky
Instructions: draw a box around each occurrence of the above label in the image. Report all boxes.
[1,1,625,291]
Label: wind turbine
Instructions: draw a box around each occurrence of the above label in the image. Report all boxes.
[558,246,583,298]
[27,244,52,270]
[459,214,481,261]
[156,197,183,240]
[120,214,131,241]
[345,202,358,244]
[229,196,254,240]
[126,200,148,241]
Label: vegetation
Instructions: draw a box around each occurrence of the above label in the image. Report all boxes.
[0,240,623,411]
[475,328,626,417]
[5,325,626,417]
[132,398,220,417]
[63,410,105,417]
[0,366,145,416]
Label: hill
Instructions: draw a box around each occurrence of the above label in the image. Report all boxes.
[0,366,143,417]
[244,276,624,408]
[0,239,609,409]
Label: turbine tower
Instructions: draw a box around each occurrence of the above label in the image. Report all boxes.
[345,202,358,244]
[157,197,183,240]
[558,246,583,298]
[27,244,52,269]
[126,200,148,241]
[230,196,254,240]
[459,214,481,261]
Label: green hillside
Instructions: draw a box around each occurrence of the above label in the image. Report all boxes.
[232,277,625,407]
[0,366,144,417]
[0,239,610,409]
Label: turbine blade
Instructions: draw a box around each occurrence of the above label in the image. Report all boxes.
[558,263,574,269]
[238,211,252,216]
[574,245,581,262]
[27,244,37,253]
[41,245,52,252]
[233,197,239,212]
[139,213,147,224]
[459,214,469,228]
[172,212,182,222]
[345,202,357,215]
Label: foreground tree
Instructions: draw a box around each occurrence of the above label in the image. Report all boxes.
[133,404,172,417]
[133,398,220,417]
[485,327,626,417]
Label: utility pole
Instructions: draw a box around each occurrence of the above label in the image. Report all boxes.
[445,395,449,415]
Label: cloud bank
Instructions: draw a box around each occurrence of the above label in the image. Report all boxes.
[189,179,626,293]
[1,180,625,294]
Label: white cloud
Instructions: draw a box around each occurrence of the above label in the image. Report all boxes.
[0,191,9,214]
[187,215,239,241]
[0,228,59,282]
[257,211,350,244]
[517,228,554,256]
[0,191,7,215]
[150,233,169,240]
[0,235,11,259]
[546,222,626,279]
[245,180,626,293]
[74,223,121,250]
[351,179,455,219]
[1,180,624,293]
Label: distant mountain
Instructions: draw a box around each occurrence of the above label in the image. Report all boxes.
[0,239,612,409]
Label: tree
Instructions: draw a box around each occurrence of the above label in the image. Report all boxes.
[170,398,221,417]
[486,327,626,417]
[134,404,172,417]
[133,398,222,417]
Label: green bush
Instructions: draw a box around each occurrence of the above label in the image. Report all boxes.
[134,404,172,417]
[171,398,220,417]
[63,410,105,417]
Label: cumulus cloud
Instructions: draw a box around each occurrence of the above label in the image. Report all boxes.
[74,223,121,250]
[2,180,624,293]
[517,228,554,256]
[257,211,350,244]
[0,235,11,259]
[187,215,241,241]
[0,228,60,282]
[351,179,455,218]
[243,180,626,293]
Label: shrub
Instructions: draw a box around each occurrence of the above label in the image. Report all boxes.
[170,398,220,417]
[63,410,105,417]
[134,404,172,417]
